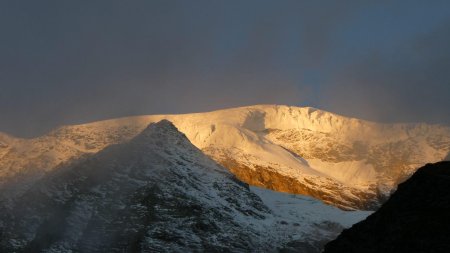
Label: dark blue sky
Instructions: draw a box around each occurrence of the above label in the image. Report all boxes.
[1,1,450,137]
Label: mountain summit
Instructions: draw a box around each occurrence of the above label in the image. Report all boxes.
[1,105,449,210]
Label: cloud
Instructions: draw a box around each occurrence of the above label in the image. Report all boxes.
[0,1,449,137]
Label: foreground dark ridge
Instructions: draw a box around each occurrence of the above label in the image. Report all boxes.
[324,161,450,253]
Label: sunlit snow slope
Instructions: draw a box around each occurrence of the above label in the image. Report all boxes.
[1,105,449,209]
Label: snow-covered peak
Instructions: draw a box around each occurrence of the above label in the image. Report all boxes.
[144,119,178,131]
[138,119,186,141]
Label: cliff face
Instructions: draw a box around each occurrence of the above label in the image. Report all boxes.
[323,161,450,253]
[218,156,380,210]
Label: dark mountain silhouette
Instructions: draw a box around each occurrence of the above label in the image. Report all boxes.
[324,161,450,253]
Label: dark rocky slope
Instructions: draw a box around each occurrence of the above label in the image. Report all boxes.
[324,161,450,253]
[0,120,273,252]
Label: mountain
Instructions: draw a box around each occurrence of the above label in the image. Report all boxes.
[1,105,449,210]
[323,161,450,253]
[0,120,369,252]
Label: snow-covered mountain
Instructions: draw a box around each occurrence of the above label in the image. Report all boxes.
[0,120,369,252]
[1,105,449,210]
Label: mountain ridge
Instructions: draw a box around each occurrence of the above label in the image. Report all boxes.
[1,105,449,210]
[4,104,448,139]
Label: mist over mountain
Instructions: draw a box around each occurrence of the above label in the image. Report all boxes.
[444,152,450,161]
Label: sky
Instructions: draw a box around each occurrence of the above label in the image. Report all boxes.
[1,0,450,137]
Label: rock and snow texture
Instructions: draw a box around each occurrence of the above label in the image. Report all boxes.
[1,105,449,209]
[0,120,369,252]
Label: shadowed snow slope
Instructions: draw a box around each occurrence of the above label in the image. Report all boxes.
[0,120,369,252]
[1,105,449,210]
